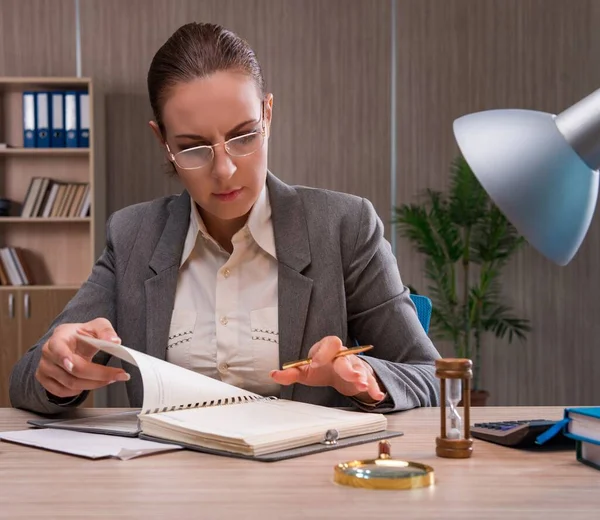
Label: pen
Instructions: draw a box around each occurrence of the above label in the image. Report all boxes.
[281,345,374,370]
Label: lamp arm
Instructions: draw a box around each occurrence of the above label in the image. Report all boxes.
[555,87,600,171]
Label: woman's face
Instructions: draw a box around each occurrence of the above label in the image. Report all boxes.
[153,71,272,222]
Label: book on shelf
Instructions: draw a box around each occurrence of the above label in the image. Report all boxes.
[19,176,90,218]
[0,246,34,285]
[29,334,397,461]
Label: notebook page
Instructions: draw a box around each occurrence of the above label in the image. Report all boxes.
[76,334,260,414]
[142,399,386,451]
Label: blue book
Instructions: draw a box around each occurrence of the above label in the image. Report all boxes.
[35,92,51,148]
[50,92,65,147]
[77,92,90,148]
[22,92,36,148]
[64,91,78,148]
[538,407,600,443]
[576,439,600,471]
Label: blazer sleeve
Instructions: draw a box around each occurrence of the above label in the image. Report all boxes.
[344,198,441,412]
[8,215,117,415]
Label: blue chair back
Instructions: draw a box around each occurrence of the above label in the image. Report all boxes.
[409,293,432,334]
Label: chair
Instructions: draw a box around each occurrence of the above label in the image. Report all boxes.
[409,293,432,334]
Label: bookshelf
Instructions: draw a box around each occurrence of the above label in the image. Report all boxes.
[0,77,105,406]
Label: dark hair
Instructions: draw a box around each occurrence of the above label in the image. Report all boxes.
[147,22,266,134]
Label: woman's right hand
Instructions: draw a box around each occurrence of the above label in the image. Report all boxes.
[35,317,130,399]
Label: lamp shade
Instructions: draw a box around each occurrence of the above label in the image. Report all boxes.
[453,108,599,266]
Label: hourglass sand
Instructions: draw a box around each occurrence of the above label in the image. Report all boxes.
[435,358,474,458]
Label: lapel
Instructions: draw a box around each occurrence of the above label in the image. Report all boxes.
[267,173,313,400]
[145,191,191,360]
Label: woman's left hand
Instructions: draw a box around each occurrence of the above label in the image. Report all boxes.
[270,336,386,403]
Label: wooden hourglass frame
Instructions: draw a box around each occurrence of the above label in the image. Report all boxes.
[435,358,473,458]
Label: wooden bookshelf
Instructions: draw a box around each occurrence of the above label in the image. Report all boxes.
[0,148,90,156]
[0,77,105,407]
[0,217,91,223]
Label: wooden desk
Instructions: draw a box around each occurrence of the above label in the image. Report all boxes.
[0,406,596,519]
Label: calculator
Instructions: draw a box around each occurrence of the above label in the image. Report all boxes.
[470,419,574,448]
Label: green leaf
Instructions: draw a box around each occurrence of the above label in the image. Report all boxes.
[393,153,531,379]
[448,156,488,227]
[481,303,531,342]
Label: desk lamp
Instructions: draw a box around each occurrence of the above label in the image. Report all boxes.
[453,89,600,265]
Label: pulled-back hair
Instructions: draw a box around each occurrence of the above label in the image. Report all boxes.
[147,22,265,133]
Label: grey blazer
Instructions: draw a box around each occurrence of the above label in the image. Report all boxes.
[9,173,440,415]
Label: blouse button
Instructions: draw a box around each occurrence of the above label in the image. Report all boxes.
[220,316,229,326]
[222,268,231,278]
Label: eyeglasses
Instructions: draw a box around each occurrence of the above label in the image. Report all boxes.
[165,103,267,171]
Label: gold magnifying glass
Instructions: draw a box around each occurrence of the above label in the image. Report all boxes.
[333,441,435,490]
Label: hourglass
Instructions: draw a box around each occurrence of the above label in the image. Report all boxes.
[435,358,473,458]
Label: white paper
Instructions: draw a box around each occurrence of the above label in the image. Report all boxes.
[76,335,261,414]
[147,399,386,441]
[0,429,181,460]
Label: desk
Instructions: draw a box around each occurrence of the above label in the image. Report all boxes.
[0,406,596,519]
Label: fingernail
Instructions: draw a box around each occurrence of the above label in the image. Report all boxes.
[108,380,116,384]
[63,359,74,372]
[110,337,121,344]
[116,372,130,382]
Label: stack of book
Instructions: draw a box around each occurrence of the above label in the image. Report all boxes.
[563,408,600,470]
[538,407,600,470]
[20,177,90,218]
[0,247,33,285]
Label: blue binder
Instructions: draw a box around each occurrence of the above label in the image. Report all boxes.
[35,92,51,148]
[77,92,90,148]
[64,91,78,148]
[22,92,36,148]
[50,92,65,147]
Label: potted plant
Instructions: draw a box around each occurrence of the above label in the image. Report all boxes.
[393,155,531,405]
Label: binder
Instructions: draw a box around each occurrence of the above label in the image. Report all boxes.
[22,92,36,148]
[50,92,65,147]
[78,92,90,148]
[64,91,78,147]
[35,92,51,147]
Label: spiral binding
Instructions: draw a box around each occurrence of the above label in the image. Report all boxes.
[143,394,277,415]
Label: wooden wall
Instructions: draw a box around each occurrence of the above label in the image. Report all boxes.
[0,0,598,406]
[395,0,600,405]
[77,0,392,228]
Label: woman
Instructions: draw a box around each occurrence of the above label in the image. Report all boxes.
[9,22,440,415]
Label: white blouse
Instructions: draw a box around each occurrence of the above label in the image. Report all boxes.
[167,185,281,397]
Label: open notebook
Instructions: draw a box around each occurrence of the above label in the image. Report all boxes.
[35,334,399,460]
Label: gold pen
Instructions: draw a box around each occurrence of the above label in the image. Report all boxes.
[281,345,374,370]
